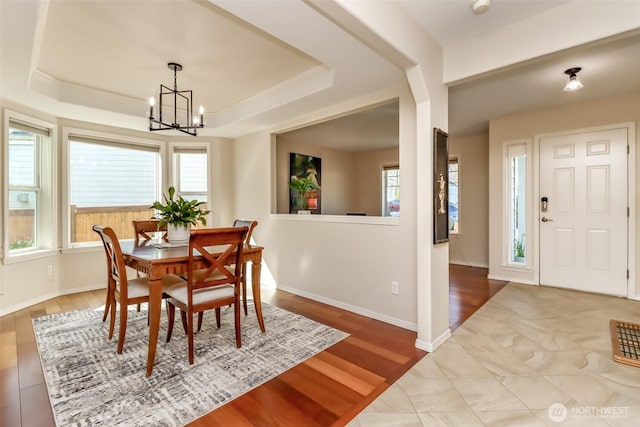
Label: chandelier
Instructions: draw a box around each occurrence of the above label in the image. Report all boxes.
[148,62,204,136]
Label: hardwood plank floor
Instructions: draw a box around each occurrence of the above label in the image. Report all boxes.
[0,265,506,427]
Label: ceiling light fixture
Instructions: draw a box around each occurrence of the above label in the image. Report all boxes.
[563,67,584,91]
[471,0,491,15]
[148,62,204,136]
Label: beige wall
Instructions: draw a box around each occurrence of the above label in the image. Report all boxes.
[275,136,399,216]
[0,104,236,315]
[275,140,357,215]
[232,91,419,329]
[448,133,489,268]
[1,3,452,348]
[354,147,399,216]
[489,92,640,297]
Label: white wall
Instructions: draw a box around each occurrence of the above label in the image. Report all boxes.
[488,92,640,297]
[448,133,489,268]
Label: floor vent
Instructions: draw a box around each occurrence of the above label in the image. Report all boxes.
[610,319,640,367]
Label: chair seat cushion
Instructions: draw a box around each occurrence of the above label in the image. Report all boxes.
[123,277,153,299]
[165,282,235,306]
[117,274,186,299]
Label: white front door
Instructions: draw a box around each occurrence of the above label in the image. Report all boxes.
[539,127,628,296]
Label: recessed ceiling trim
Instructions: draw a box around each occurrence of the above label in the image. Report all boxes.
[208,65,335,128]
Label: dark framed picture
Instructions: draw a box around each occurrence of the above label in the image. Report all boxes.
[289,153,321,214]
[433,128,449,244]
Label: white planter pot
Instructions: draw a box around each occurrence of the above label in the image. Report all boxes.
[167,224,191,245]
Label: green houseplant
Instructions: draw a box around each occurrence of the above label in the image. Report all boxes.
[514,236,525,261]
[151,186,210,243]
[289,176,317,212]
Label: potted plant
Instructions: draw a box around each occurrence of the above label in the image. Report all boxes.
[289,176,317,213]
[150,186,210,244]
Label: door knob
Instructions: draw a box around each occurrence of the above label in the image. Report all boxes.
[541,217,554,222]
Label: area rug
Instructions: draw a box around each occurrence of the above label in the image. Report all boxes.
[33,303,349,426]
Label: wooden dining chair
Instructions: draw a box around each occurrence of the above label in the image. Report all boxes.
[195,219,258,331]
[131,219,168,312]
[232,219,258,315]
[165,226,248,365]
[133,219,167,245]
[95,226,116,323]
[92,225,182,354]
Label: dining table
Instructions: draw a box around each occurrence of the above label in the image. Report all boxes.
[119,239,265,376]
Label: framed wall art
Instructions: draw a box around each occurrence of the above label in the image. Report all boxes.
[289,153,321,214]
[433,128,449,244]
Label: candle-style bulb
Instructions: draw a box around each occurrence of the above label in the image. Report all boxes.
[148,96,155,119]
[199,105,204,126]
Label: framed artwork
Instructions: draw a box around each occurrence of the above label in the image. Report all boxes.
[433,128,449,244]
[289,153,321,214]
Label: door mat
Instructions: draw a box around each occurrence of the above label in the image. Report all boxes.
[610,319,640,368]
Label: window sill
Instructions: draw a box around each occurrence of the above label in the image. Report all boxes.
[271,213,399,226]
[2,248,59,265]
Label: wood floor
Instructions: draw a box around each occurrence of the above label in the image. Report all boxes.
[0,264,507,427]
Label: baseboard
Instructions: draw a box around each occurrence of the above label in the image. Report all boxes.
[486,274,537,285]
[0,291,59,317]
[59,283,106,297]
[276,284,417,331]
[415,327,451,352]
[449,260,489,268]
[0,283,106,317]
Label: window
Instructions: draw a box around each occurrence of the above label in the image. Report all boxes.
[174,147,208,207]
[382,165,400,217]
[4,114,55,260]
[67,133,161,245]
[506,143,527,265]
[448,157,459,233]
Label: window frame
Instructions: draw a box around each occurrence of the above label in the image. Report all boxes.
[381,164,400,217]
[170,142,210,205]
[62,127,164,250]
[503,139,531,268]
[3,110,57,263]
[448,155,460,234]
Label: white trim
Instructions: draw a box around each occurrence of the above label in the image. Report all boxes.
[627,123,636,299]
[270,213,399,226]
[487,274,537,285]
[449,260,489,269]
[448,152,461,235]
[415,328,451,352]
[3,109,58,264]
[0,282,106,317]
[1,248,59,264]
[0,291,59,317]
[276,284,416,331]
[502,139,532,270]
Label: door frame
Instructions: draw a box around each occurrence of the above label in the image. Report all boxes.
[533,122,636,299]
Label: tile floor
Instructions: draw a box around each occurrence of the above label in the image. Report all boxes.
[348,283,640,426]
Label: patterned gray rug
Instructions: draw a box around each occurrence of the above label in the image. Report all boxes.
[33,303,348,426]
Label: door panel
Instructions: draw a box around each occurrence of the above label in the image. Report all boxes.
[539,128,627,296]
